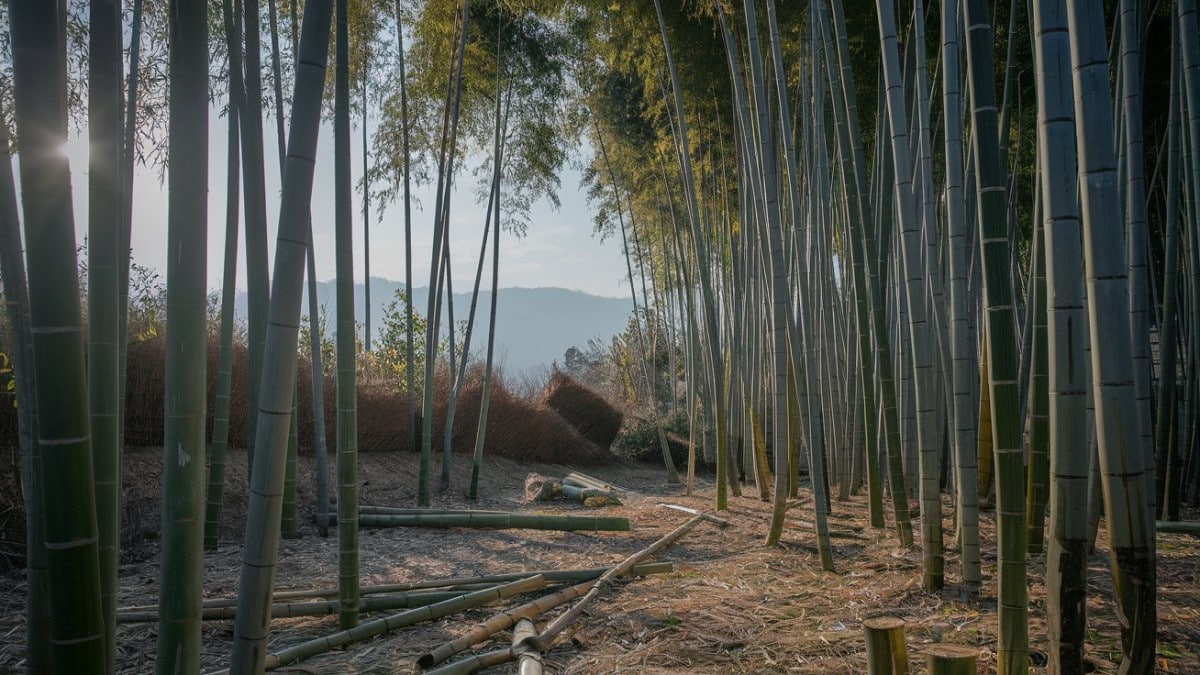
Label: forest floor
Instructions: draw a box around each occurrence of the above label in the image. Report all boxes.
[1,447,1199,674]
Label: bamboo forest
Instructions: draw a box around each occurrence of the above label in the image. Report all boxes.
[1,0,1199,672]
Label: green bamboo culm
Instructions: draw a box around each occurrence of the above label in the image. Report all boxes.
[241,0,272,471]
[873,0,939,578]
[0,98,51,673]
[959,0,1028,667]
[358,512,630,531]
[1025,216,1049,554]
[822,0,912,543]
[205,0,244,553]
[1031,0,1089,669]
[282,388,300,539]
[333,0,361,630]
[156,0,209,669]
[1066,0,1158,669]
[937,0,980,596]
[228,0,335,670]
[10,0,107,669]
[87,0,124,665]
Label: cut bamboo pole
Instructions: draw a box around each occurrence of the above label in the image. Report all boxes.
[512,619,542,675]
[863,616,908,674]
[424,649,514,675]
[358,512,630,532]
[925,644,978,674]
[564,472,632,494]
[120,563,674,615]
[524,514,715,652]
[221,575,546,671]
[560,484,621,504]
[117,590,468,623]
[417,580,593,668]
[359,506,514,517]
[1156,521,1200,535]
[656,503,733,527]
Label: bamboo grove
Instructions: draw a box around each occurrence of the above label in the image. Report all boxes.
[0,0,1195,673]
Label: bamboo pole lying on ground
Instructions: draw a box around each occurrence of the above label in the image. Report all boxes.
[524,513,722,652]
[418,562,677,668]
[358,512,630,532]
[359,506,515,516]
[563,472,632,494]
[511,619,542,675]
[117,590,469,623]
[863,616,908,674]
[417,579,594,668]
[656,503,732,527]
[120,563,673,615]
[1156,521,1200,535]
[560,484,621,504]
[207,575,547,673]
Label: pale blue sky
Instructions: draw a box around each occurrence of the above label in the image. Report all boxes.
[53,103,631,299]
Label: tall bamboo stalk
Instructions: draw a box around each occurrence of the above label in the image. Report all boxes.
[960,0,1027,667]
[1032,0,1088,668]
[1066,0,1157,669]
[654,0,730,509]
[88,0,124,665]
[334,0,360,630]
[229,0,335,669]
[874,0,943,587]
[0,99,50,674]
[939,0,980,595]
[156,0,209,669]
[205,0,245,553]
[10,1,106,669]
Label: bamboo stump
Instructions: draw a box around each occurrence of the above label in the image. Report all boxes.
[925,644,977,674]
[863,616,908,674]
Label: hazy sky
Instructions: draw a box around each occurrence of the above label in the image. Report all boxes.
[52,103,631,300]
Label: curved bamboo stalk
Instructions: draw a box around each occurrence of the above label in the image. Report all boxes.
[228,0,335,669]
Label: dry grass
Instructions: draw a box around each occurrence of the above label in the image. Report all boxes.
[542,373,624,451]
[1,449,1197,674]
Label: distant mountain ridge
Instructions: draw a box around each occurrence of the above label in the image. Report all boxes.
[233,280,631,375]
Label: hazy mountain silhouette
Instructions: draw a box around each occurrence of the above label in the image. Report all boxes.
[234,279,631,374]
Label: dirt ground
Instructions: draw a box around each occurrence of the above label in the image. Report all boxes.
[1,447,1198,674]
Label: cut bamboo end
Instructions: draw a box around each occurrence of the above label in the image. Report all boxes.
[924,644,978,674]
[863,616,909,674]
